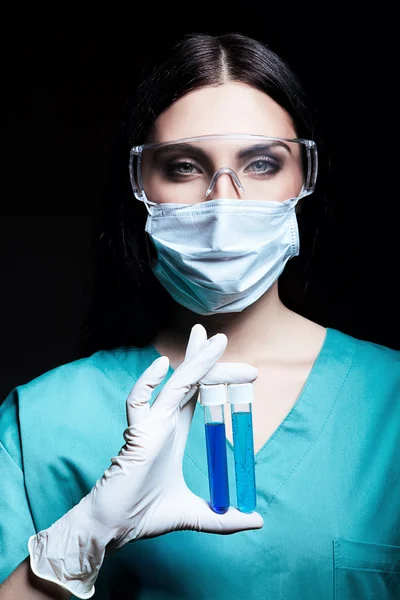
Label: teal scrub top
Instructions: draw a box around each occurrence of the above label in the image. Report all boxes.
[1,327,400,599]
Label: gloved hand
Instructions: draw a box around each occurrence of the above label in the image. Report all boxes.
[28,324,263,599]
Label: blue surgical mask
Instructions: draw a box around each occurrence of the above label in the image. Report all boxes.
[145,197,300,315]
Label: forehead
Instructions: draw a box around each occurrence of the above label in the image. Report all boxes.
[150,82,297,143]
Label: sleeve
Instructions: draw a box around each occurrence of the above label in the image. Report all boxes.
[0,390,36,583]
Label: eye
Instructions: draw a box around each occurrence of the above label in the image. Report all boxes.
[244,157,281,176]
[165,160,202,178]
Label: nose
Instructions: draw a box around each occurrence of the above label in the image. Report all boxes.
[205,167,245,201]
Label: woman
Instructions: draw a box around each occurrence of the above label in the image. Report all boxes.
[1,32,399,599]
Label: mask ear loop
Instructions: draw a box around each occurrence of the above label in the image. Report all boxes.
[142,190,157,267]
[141,193,155,216]
[204,167,245,199]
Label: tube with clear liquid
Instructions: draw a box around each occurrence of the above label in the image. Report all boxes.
[227,383,256,513]
[199,383,230,514]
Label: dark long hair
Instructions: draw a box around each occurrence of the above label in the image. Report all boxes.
[77,32,331,357]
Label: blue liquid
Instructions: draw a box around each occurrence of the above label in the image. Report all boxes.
[231,411,256,513]
[205,422,230,514]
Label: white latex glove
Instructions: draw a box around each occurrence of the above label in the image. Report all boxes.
[28,324,263,599]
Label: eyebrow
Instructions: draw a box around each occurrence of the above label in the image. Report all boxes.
[152,143,208,159]
[151,141,292,162]
[151,144,213,170]
[237,142,292,158]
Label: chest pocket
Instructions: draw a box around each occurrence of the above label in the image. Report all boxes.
[333,538,400,599]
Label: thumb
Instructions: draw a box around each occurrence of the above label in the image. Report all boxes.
[126,356,170,426]
[186,495,264,534]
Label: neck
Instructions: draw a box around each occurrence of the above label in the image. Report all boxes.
[154,283,314,364]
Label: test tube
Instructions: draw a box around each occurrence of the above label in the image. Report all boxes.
[199,383,230,514]
[227,383,256,513]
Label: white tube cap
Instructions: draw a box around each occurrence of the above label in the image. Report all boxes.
[227,382,254,404]
[199,384,227,406]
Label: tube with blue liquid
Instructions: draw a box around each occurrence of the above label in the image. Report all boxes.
[199,383,230,514]
[227,383,256,513]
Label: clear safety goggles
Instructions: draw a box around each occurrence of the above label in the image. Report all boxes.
[129,134,318,212]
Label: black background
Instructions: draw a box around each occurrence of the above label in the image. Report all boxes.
[1,3,399,402]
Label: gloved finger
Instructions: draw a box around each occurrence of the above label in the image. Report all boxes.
[183,494,264,534]
[199,362,258,384]
[126,356,170,427]
[181,362,257,410]
[179,323,209,408]
[184,323,208,360]
[153,333,228,415]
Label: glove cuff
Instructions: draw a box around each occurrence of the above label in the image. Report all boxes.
[28,502,111,600]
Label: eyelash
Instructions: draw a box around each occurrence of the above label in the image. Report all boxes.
[164,156,282,178]
[244,156,282,176]
[165,160,200,177]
